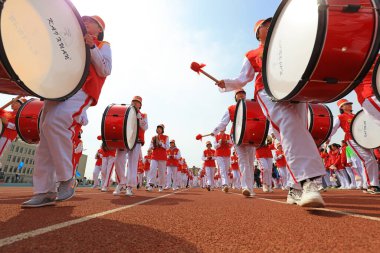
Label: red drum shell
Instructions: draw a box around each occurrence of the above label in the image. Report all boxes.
[233,100,269,147]
[15,98,43,144]
[263,0,380,103]
[308,104,333,147]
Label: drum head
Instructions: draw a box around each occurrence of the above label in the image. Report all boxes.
[124,106,139,150]
[263,0,319,100]
[0,0,89,100]
[373,57,380,101]
[233,99,246,146]
[351,110,380,149]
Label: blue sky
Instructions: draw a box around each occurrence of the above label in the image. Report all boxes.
[0,0,356,178]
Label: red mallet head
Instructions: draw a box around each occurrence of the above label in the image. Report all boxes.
[191,62,206,74]
[97,135,102,140]
[196,134,203,141]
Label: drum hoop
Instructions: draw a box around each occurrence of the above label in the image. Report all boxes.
[0,0,90,101]
[307,104,315,133]
[0,120,4,137]
[233,99,246,146]
[350,109,380,149]
[101,104,113,150]
[372,55,380,101]
[124,106,139,150]
[263,0,327,102]
[15,98,35,143]
[309,104,333,147]
[257,118,270,148]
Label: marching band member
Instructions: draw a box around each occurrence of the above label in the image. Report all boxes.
[256,136,275,193]
[230,151,241,189]
[213,130,233,193]
[113,96,148,196]
[212,89,254,197]
[92,147,103,189]
[100,145,116,192]
[165,140,181,190]
[72,127,83,173]
[144,149,152,177]
[202,141,217,191]
[274,143,288,191]
[181,158,189,188]
[146,124,169,192]
[22,15,112,207]
[328,99,379,194]
[340,140,357,189]
[216,18,326,207]
[0,97,26,158]
[137,156,145,189]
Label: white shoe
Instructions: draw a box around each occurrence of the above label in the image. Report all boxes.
[101,187,108,192]
[262,184,269,193]
[268,186,274,193]
[113,184,126,196]
[222,185,229,193]
[126,187,133,196]
[242,188,252,197]
[286,188,302,205]
[158,187,163,193]
[164,186,170,190]
[146,185,153,192]
[299,180,325,208]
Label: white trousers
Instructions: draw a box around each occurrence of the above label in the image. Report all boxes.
[257,90,325,182]
[166,166,178,188]
[347,140,379,187]
[114,144,142,188]
[205,167,215,187]
[216,156,230,186]
[362,96,380,127]
[137,173,143,186]
[336,170,350,188]
[277,166,287,188]
[345,167,357,188]
[148,160,166,187]
[0,137,12,158]
[93,165,101,187]
[347,153,366,188]
[235,145,255,191]
[231,170,241,189]
[323,171,332,187]
[101,156,115,188]
[33,90,92,194]
[258,158,273,186]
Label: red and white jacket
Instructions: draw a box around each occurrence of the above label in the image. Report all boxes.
[0,109,17,141]
[213,105,236,136]
[137,112,148,145]
[214,133,233,157]
[329,112,355,141]
[150,134,169,161]
[167,147,181,167]
[230,154,239,171]
[202,149,216,167]
[95,149,103,166]
[256,144,275,159]
[274,149,286,168]
[144,154,152,171]
[354,54,379,105]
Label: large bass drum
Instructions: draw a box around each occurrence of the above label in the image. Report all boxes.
[263,0,380,103]
[15,98,43,144]
[233,99,269,147]
[0,0,89,100]
[101,104,139,151]
[308,104,333,147]
[351,110,380,149]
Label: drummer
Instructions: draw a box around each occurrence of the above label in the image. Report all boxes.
[113,96,148,197]
[216,18,326,207]
[0,97,26,159]
[22,15,112,208]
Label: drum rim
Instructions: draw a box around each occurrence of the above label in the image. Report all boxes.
[124,106,139,150]
[0,0,90,101]
[101,104,114,150]
[15,98,39,144]
[372,55,380,101]
[263,0,380,103]
[351,109,380,149]
[233,99,245,146]
[308,104,333,147]
[0,119,4,137]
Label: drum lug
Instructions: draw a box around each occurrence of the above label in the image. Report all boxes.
[342,5,361,13]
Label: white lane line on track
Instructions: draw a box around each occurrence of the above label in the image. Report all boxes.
[0,190,185,248]
[231,192,380,222]
[0,192,104,201]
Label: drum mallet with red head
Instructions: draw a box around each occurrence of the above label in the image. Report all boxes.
[190,62,220,83]
[196,133,213,141]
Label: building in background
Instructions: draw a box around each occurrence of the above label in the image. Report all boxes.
[0,139,87,183]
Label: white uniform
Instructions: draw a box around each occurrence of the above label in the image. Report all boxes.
[147,137,170,187]
[213,136,232,187]
[202,152,216,187]
[166,148,181,189]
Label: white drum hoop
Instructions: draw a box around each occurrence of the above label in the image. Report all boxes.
[125,106,139,150]
[0,120,4,137]
[351,109,380,149]
[233,99,245,145]
[372,56,380,101]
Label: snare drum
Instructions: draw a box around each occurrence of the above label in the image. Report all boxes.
[263,0,380,103]
[351,110,380,149]
[233,99,269,147]
[15,98,43,144]
[101,104,139,150]
[0,0,89,100]
[308,104,333,147]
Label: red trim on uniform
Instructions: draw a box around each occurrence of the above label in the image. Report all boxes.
[368,96,380,112]
[347,140,371,186]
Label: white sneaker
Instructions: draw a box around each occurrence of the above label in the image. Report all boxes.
[146,185,153,192]
[268,186,274,193]
[299,180,325,208]
[242,188,252,197]
[262,184,269,193]
[222,185,229,193]
[113,184,126,196]
[286,188,302,205]
[101,187,108,192]
[158,187,163,192]
[126,187,133,196]
[164,186,170,190]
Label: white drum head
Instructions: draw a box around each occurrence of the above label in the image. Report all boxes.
[0,121,4,137]
[1,0,88,100]
[352,110,380,149]
[265,0,319,100]
[125,106,138,150]
[375,59,380,99]
[233,100,245,145]
[307,105,312,130]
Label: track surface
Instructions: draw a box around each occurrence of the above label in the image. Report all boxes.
[0,187,379,253]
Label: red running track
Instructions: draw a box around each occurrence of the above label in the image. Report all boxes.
[0,187,379,252]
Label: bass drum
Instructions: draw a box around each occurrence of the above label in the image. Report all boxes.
[351,110,380,149]
[263,0,380,103]
[15,98,43,144]
[233,99,269,147]
[0,0,89,100]
[101,104,139,151]
[308,104,333,147]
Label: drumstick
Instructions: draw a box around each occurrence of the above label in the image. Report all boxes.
[190,62,220,83]
[1,95,23,110]
[196,133,213,141]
